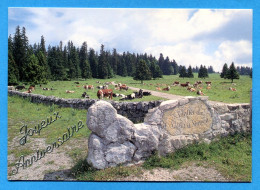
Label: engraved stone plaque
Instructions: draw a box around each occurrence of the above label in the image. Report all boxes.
[162,100,212,136]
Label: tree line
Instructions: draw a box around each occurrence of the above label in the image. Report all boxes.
[9,25,223,85]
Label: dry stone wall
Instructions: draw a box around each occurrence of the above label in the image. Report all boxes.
[86,97,251,169]
[8,90,162,123]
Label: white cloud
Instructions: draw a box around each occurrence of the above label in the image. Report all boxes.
[8,8,252,72]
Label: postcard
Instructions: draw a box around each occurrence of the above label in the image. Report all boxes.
[6,8,252,182]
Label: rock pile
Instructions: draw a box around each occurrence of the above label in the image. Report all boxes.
[86,97,251,169]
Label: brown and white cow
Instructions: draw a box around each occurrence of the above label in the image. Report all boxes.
[66,90,75,93]
[180,83,189,87]
[119,85,128,91]
[97,89,113,99]
[229,87,237,91]
[197,90,204,95]
[84,85,94,90]
[28,85,35,91]
[162,86,171,91]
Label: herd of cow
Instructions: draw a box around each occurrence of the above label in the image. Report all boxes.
[8,80,237,100]
[8,82,152,101]
[153,80,216,96]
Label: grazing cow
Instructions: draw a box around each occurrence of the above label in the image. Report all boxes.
[205,81,212,85]
[74,82,80,84]
[187,87,196,92]
[156,87,161,91]
[120,93,136,101]
[193,83,198,88]
[229,87,237,91]
[28,85,35,91]
[66,90,75,93]
[15,85,26,91]
[134,89,144,98]
[143,91,152,96]
[84,85,94,90]
[42,88,50,90]
[104,82,112,85]
[8,86,15,91]
[23,89,32,93]
[173,81,180,85]
[120,85,128,91]
[138,89,143,98]
[81,92,90,98]
[197,81,203,84]
[197,90,204,95]
[96,81,101,84]
[113,93,120,97]
[180,83,189,87]
[163,86,171,91]
[118,94,126,98]
[97,89,113,99]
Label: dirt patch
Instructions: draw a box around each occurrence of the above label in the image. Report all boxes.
[8,137,88,181]
[117,163,228,182]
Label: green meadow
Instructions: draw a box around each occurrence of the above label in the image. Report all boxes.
[17,73,251,103]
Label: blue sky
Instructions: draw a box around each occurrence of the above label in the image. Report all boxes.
[8,8,252,72]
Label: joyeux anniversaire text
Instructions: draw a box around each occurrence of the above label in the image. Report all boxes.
[11,112,84,175]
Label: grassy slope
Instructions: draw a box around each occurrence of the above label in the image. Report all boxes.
[18,74,252,103]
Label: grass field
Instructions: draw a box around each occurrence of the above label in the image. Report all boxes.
[8,96,252,181]
[16,73,252,103]
[8,95,90,176]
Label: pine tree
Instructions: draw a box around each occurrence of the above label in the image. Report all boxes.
[158,53,164,73]
[198,65,209,79]
[40,35,47,55]
[89,48,98,78]
[36,51,49,84]
[23,54,43,84]
[81,59,92,79]
[48,46,67,80]
[112,48,118,75]
[8,50,19,85]
[98,44,108,79]
[150,61,162,79]
[220,63,229,79]
[226,62,240,83]
[8,35,19,85]
[13,26,27,81]
[179,66,187,79]
[187,65,194,78]
[134,59,152,84]
[198,65,203,78]
[79,42,89,79]
[203,65,209,78]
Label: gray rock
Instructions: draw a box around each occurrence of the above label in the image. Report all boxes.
[86,101,117,138]
[159,100,179,110]
[87,134,107,169]
[133,123,161,160]
[144,108,162,125]
[105,142,136,165]
[220,113,235,121]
